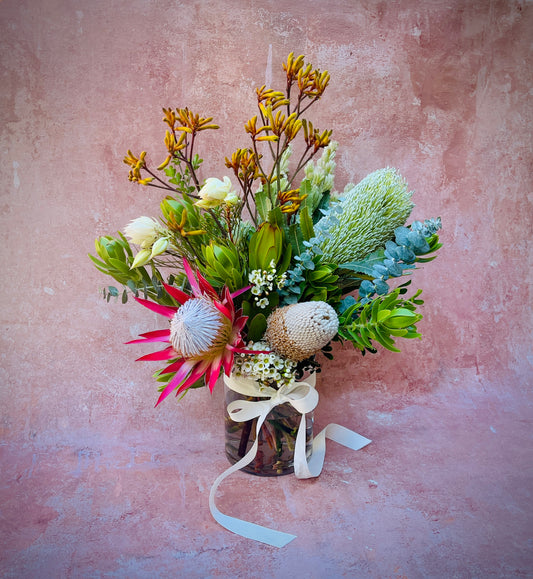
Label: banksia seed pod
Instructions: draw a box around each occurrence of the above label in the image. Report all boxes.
[265,301,339,362]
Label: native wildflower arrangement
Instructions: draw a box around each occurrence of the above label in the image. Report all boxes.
[90,53,442,407]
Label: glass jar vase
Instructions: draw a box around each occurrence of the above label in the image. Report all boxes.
[224,381,314,477]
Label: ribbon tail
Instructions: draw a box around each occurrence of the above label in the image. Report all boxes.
[209,413,297,547]
[294,420,372,480]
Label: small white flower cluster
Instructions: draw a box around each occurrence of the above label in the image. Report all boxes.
[233,341,296,387]
[249,261,288,309]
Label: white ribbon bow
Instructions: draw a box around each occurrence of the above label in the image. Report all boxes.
[209,374,371,547]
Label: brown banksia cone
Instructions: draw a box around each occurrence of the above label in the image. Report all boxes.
[265,301,339,362]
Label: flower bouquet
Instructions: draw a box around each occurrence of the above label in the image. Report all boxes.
[90,53,442,546]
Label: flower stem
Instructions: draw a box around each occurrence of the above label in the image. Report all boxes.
[238,418,254,458]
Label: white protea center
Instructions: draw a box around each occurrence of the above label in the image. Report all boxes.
[265,301,339,362]
[170,298,231,358]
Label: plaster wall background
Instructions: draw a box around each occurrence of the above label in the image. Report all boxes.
[1,1,532,577]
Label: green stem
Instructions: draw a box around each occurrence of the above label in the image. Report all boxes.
[206,208,227,237]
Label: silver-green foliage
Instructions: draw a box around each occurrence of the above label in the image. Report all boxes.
[344,217,442,301]
[317,168,415,263]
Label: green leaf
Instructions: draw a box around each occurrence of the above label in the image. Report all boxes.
[312,191,331,224]
[255,188,271,222]
[248,313,267,342]
[388,327,409,337]
[126,280,139,296]
[308,268,331,281]
[377,309,391,323]
[88,254,108,269]
[267,291,279,309]
[108,258,131,274]
[241,300,251,317]
[299,206,315,241]
[278,242,292,274]
[267,206,285,228]
[287,223,304,256]
[373,326,400,352]
[384,308,419,328]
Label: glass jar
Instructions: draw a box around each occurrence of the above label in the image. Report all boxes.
[224,381,314,476]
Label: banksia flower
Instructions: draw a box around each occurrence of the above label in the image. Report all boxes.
[318,168,415,264]
[265,301,339,362]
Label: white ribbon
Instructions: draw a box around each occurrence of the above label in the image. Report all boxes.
[208,374,372,547]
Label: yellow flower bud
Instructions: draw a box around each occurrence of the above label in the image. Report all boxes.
[256,135,279,142]
[157,156,172,170]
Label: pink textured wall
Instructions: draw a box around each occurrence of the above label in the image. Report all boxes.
[1,1,532,576]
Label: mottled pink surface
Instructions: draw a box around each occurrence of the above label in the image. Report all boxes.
[1,1,532,577]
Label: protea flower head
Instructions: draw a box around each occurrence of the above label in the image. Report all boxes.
[127,258,252,406]
[124,216,162,248]
[265,301,339,362]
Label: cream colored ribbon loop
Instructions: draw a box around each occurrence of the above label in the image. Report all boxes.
[226,376,319,423]
[294,420,372,479]
[209,373,371,547]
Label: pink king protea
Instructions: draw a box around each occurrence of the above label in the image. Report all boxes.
[127,258,251,406]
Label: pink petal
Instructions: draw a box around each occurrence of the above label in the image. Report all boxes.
[174,360,210,396]
[229,345,270,355]
[233,314,248,333]
[140,329,171,339]
[196,270,219,300]
[159,358,186,374]
[163,283,191,305]
[213,300,232,320]
[155,360,195,407]
[221,350,234,377]
[125,329,171,344]
[134,297,178,319]
[230,285,251,299]
[222,287,235,318]
[136,347,176,362]
[204,357,223,392]
[182,258,201,297]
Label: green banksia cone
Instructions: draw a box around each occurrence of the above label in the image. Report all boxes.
[319,168,414,263]
[265,301,339,362]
